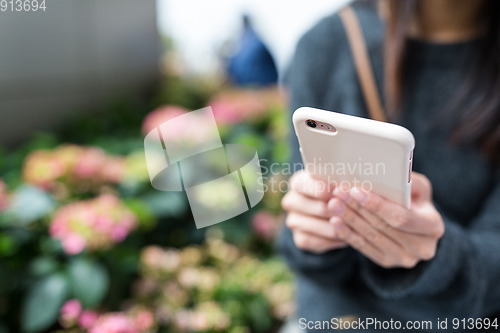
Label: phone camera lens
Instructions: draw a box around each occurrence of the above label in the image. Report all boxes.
[306,120,317,128]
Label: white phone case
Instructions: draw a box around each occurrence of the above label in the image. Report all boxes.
[293,107,415,208]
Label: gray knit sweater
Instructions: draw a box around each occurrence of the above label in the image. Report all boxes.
[277,2,500,332]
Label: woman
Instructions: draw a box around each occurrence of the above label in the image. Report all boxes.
[278,0,500,331]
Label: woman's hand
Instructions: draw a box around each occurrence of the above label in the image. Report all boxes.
[328,172,445,268]
[281,170,347,254]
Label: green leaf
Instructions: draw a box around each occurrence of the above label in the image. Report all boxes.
[249,296,272,332]
[68,257,109,308]
[21,273,69,333]
[23,133,59,151]
[0,233,17,256]
[123,198,156,230]
[29,256,59,277]
[141,191,187,218]
[4,185,54,226]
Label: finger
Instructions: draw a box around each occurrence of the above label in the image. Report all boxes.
[328,198,403,255]
[347,187,436,234]
[286,212,340,240]
[292,229,348,254]
[289,170,334,201]
[331,217,423,268]
[334,187,409,237]
[333,189,440,260]
[411,173,432,203]
[352,200,437,255]
[281,191,330,219]
[329,217,388,266]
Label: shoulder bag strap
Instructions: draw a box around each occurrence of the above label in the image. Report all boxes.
[338,6,387,122]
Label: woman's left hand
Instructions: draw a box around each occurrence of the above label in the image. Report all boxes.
[328,172,445,269]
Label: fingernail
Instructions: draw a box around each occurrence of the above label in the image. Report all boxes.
[328,199,345,216]
[333,188,351,203]
[350,187,368,205]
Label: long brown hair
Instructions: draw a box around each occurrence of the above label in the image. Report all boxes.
[384,0,500,160]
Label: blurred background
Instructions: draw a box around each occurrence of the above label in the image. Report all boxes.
[0,0,348,332]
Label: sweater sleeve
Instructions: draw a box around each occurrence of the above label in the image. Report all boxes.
[359,181,500,317]
[276,227,358,282]
[276,14,359,280]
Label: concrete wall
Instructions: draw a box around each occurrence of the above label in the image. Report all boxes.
[0,0,160,146]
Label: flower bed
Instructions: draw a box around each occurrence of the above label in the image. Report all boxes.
[0,75,293,333]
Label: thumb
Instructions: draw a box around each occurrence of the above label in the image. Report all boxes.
[411,172,432,203]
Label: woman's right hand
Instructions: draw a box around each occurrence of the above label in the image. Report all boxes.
[281,170,347,253]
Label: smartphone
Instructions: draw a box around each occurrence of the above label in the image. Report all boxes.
[293,107,415,208]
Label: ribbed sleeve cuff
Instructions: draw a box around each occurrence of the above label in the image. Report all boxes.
[359,220,464,299]
[275,226,356,273]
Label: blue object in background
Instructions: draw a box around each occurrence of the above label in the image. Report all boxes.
[227,16,278,86]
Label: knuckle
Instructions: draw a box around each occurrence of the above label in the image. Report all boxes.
[341,209,353,223]
[289,171,306,191]
[281,193,293,212]
[332,221,347,239]
[369,197,384,214]
[293,232,310,250]
[421,174,432,191]
[313,182,328,199]
[379,257,395,269]
[400,255,419,269]
[349,200,361,211]
[318,202,329,217]
[419,244,437,261]
[420,249,435,261]
[350,236,366,250]
[365,230,379,242]
[313,247,327,254]
[434,219,445,238]
[373,220,390,232]
[325,225,337,240]
[285,213,298,228]
[393,212,410,228]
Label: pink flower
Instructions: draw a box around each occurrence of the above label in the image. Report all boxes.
[110,225,129,242]
[89,313,138,333]
[191,311,210,331]
[75,309,155,333]
[208,88,282,125]
[62,233,87,255]
[54,145,84,171]
[101,157,126,183]
[73,147,107,179]
[134,310,154,331]
[50,194,138,255]
[173,310,192,331]
[60,299,82,322]
[0,180,9,212]
[96,193,119,206]
[119,213,137,230]
[158,109,216,147]
[23,144,129,191]
[141,105,189,135]
[22,150,65,189]
[251,211,280,240]
[210,99,247,124]
[94,216,114,233]
[140,246,165,268]
[78,310,99,329]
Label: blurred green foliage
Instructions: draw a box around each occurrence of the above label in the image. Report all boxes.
[0,72,292,333]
